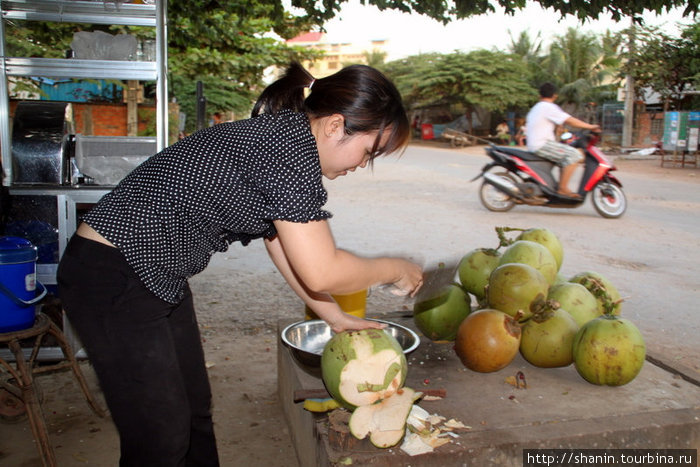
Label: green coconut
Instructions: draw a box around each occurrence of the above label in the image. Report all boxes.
[487,262,550,321]
[520,307,579,368]
[413,284,471,341]
[517,227,564,270]
[321,329,407,410]
[569,271,622,315]
[553,272,568,285]
[457,248,501,301]
[498,240,558,284]
[573,315,646,386]
[548,282,600,327]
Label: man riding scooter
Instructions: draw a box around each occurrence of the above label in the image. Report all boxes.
[526,82,600,198]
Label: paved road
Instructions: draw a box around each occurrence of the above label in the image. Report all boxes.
[210,143,700,372]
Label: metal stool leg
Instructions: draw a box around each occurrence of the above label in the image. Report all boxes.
[7,337,57,467]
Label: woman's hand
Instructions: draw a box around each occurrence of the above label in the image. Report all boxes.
[388,258,424,297]
[327,314,386,334]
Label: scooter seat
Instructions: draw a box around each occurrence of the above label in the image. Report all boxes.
[491,145,545,162]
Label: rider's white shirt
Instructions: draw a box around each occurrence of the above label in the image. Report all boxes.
[525,101,571,152]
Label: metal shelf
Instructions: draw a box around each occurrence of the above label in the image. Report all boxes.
[5,56,157,80]
[1,0,168,186]
[1,0,156,26]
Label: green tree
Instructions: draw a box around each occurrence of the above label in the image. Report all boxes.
[541,27,621,114]
[289,0,696,24]
[380,53,440,105]
[339,49,387,68]
[678,22,700,90]
[150,2,328,128]
[620,22,700,110]
[595,30,625,104]
[384,50,537,131]
[507,30,548,87]
[507,30,543,61]
[363,50,388,68]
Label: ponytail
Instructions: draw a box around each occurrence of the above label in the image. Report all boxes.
[251,62,313,117]
[253,62,409,158]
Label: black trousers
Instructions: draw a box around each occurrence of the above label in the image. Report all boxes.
[57,235,220,467]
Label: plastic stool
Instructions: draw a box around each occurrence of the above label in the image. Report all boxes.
[0,312,106,467]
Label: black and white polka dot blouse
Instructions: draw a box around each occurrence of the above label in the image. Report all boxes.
[83,110,332,304]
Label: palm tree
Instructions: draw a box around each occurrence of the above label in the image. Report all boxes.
[542,28,622,114]
[507,29,543,62]
[507,30,547,87]
[364,50,388,68]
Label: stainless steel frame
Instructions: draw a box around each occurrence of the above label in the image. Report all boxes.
[1,0,157,26]
[1,0,168,186]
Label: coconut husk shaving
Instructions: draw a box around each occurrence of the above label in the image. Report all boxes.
[401,404,470,456]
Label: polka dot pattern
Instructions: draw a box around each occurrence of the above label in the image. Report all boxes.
[83,110,331,303]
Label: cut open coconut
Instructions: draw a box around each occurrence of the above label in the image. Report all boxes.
[349,387,421,448]
[321,329,407,410]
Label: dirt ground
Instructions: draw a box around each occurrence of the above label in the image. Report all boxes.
[0,268,402,467]
[0,143,697,466]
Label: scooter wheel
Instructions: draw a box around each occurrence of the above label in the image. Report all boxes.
[479,173,516,212]
[591,182,626,218]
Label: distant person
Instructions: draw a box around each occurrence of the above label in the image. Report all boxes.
[210,112,223,126]
[412,114,421,137]
[526,82,600,198]
[515,122,526,146]
[495,120,510,143]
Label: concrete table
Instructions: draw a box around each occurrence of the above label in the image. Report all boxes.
[277,315,700,466]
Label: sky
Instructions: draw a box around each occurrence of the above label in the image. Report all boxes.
[319,1,692,61]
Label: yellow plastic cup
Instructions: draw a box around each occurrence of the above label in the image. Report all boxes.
[304,289,367,320]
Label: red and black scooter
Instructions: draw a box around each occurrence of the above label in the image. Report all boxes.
[472,131,627,218]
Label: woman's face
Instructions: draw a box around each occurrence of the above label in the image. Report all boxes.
[313,115,386,180]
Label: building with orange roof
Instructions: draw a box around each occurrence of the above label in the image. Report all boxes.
[286,31,388,77]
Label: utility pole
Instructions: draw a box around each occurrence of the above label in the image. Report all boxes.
[622,18,635,148]
[196,81,207,131]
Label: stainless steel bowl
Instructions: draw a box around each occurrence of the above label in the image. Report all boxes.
[280,319,420,376]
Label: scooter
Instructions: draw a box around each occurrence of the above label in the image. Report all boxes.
[472,131,627,218]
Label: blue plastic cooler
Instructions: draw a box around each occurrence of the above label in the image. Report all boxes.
[0,236,47,332]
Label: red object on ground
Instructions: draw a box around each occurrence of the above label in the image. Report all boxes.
[421,123,434,140]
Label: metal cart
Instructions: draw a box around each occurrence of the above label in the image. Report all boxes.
[441,128,476,147]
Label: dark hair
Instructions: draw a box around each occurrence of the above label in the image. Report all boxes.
[252,62,409,159]
[539,82,558,98]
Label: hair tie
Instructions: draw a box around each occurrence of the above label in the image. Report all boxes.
[307,79,315,90]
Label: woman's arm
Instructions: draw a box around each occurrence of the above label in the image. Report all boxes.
[264,234,385,332]
[272,218,423,297]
